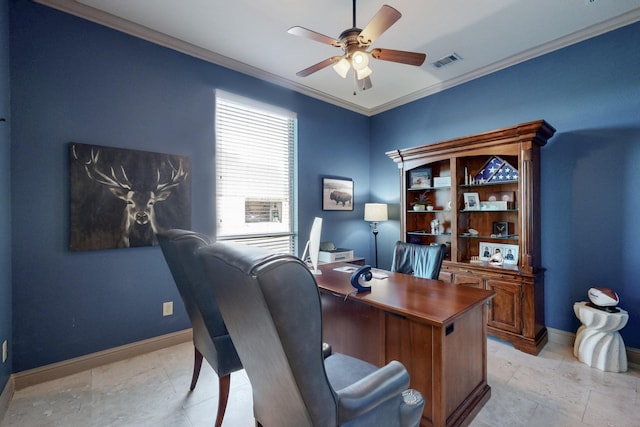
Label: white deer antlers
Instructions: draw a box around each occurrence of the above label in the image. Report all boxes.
[82,148,133,194]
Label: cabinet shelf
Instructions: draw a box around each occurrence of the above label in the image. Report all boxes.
[460,234,519,241]
[408,231,452,237]
[460,209,518,213]
[460,181,517,188]
[408,209,451,213]
[409,186,451,191]
[465,260,521,272]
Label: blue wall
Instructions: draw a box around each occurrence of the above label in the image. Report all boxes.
[9,1,370,372]
[0,0,12,392]
[370,22,640,348]
[7,1,640,375]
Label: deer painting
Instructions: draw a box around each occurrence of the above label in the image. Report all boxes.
[70,143,191,250]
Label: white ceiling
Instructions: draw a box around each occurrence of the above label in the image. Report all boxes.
[37,0,640,116]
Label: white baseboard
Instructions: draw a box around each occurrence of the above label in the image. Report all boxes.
[546,327,576,347]
[5,326,638,396]
[547,326,640,367]
[13,329,192,390]
[0,376,15,425]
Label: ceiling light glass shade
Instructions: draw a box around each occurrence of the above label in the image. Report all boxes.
[355,66,372,80]
[351,51,369,71]
[332,57,350,78]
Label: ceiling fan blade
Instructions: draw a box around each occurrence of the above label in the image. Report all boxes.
[354,74,372,92]
[287,26,343,48]
[296,56,343,77]
[371,48,426,66]
[358,5,401,45]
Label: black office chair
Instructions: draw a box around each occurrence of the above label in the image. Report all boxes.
[157,230,243,427]
[196,242,425,427]
[390,241,446,280]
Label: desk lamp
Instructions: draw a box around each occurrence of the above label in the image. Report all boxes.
[364,203,388,268]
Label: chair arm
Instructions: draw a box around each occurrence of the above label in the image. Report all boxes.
[335,360,409,422]
[400,389,425,427]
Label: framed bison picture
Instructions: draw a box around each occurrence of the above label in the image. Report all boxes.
[69,142,191,251]
[322,177,353,211]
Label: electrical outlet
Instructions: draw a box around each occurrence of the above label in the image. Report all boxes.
[2,340,7,363]
[162,301,173,317]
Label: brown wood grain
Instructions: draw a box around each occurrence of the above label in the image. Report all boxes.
[316,262,494,427]
[387,120,555,355]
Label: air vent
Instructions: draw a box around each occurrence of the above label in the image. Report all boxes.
[431,53,462,68]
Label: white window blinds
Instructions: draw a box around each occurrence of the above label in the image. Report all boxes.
[215,90,296,254]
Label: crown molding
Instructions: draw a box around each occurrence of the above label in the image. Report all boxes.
[34,0,372,115]
[34,1,640,117]
[369,9,640,116]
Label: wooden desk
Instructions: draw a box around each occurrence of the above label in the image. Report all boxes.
[316,263,495,427]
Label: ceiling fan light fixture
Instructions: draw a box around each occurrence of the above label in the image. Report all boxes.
[333,57,350,78]
[355,65,372,80]
[289,3,425,91]
[351,51,369,70]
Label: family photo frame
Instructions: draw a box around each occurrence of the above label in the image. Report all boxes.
[463,192,480,210]
[479,241,519,265]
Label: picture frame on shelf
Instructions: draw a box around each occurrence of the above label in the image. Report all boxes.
[433,176,451,188]
[480,200,508,211]
[463,192,480,210]
[487,191,516,209]
[502,244,519,265]
[492,221,509,237]
[322,177,353,211]
[409,167,432,189]
[479,241,518,265]
[480,242,495,261]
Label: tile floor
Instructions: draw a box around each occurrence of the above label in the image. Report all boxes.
[2,338,639,427]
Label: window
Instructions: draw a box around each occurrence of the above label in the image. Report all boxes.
[215,90,296,254]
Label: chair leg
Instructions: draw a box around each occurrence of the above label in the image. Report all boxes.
[189,347,204,391]
[215,374,231,427]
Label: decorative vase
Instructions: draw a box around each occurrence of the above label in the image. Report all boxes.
[426,205,434,211]
[413,205,425,211]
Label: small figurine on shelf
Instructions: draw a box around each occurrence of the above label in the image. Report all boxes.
[412,192,431,211]
[489,248,503,266]
[430,218,441,234]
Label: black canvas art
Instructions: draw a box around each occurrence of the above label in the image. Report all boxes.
[70,143,191,251]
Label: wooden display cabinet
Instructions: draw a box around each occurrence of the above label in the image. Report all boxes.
[387,120,555,354]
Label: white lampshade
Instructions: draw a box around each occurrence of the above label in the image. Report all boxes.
[332,57,350,78]
[364,203,388,222]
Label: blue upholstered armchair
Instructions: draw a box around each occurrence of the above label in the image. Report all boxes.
[196,242,424,427]
[157,230,243,427]
[390,241,446,280]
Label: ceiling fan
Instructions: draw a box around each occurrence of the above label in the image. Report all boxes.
[288,0,426,93]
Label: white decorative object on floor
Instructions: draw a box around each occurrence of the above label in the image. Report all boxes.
[573,301,628,372]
